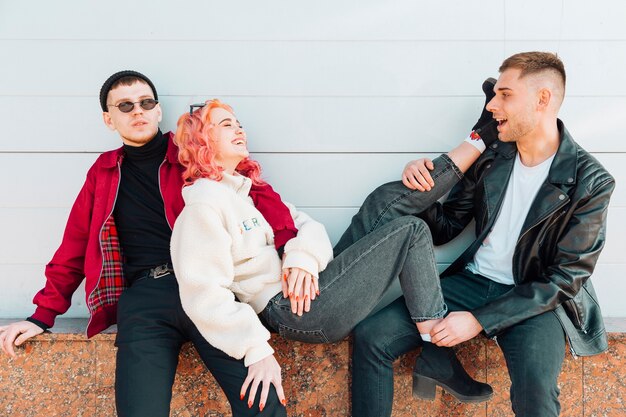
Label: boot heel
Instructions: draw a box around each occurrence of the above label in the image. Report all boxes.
[412,374,436,400]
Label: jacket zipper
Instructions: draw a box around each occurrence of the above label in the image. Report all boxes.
[508,196,581,358]
[85,160,123,336]
[512,197,568,285]
[566,300,585,331]
[552,308,580,359]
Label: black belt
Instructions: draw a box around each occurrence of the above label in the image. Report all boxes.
[136,263,175,280]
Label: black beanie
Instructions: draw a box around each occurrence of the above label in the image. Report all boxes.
[99,70,158,112]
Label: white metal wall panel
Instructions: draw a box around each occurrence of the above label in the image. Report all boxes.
[0,41,503,97]
[2,153,623,208]
[0,1,506,41]
[591,264,626,317]
[505,0,626,40]
[4,40,626,97]
[2,96,625,153]
[0,1,623,319]
[0,265,87,319]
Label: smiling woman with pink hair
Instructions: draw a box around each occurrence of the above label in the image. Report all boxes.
[176,100,265,186]
[170,99,488,415]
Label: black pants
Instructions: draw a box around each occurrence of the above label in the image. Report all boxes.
[115,273,286,417]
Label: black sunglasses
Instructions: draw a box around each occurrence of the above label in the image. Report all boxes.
[189,103,206,115]
[108,98,159,113]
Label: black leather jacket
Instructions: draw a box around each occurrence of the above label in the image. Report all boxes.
[421,120,615,356]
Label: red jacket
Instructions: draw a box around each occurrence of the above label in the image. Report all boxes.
[31,133,185,337]
[30,132,297,337]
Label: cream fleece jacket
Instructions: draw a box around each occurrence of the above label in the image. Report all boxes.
[170,173,333,366]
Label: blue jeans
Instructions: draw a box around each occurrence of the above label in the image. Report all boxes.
[333,154,464,256]
[343,155,566,417]
[262,216,446,343]
[352,271,565,417]
[261,155,464,343]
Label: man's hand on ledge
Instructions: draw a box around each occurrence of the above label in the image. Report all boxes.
[430,311,483,347]
[0,321,44,358]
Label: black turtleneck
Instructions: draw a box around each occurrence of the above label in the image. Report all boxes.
[113,130,172,282]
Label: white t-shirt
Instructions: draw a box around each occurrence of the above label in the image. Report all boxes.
[467,152,555,285]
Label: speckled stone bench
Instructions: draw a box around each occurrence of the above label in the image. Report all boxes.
[1,318,624,416]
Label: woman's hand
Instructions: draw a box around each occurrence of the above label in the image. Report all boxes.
[281,266,319,316]
[240,354,286,411]
[402,158,435,191]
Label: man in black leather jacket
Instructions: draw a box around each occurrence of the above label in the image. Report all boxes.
[346,52,615,417]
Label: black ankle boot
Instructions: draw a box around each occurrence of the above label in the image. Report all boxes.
[471,77,498,147]
[412,343,493,403]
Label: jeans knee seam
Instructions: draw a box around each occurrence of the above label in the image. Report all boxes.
[369,155,462,232]
[370,192,415,232]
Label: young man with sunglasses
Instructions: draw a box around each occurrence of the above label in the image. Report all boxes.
[0,70,286,417]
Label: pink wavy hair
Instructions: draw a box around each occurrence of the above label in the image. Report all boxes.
[174,99,265,186]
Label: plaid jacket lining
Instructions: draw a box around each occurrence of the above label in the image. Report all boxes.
[88,216,126,312]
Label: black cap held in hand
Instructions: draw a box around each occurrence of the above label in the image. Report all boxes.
[472,77,498,147]
[99,70,158,112]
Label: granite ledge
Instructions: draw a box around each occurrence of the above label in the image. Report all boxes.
[2,317,624,339]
